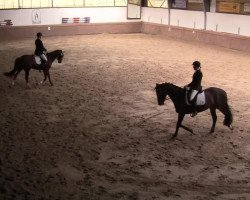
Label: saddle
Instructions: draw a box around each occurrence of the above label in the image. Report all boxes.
[33,55,42,65]
[185,88,206,106]
[33,53,47,66]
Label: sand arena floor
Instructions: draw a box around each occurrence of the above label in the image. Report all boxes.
[0,33,250,199]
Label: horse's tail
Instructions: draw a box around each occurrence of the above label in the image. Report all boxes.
[3,69,16,77]
[216,89,233,129]
[3,58,19,78]
[223,103,233,128]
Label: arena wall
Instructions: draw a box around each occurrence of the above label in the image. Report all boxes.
[0,7,138,26]
[0,22,142,40]
[142,22,250,52]
[141,7,250,37]
[0,7,250,52]
[206,13,250,36]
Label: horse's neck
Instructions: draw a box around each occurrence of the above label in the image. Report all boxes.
[167,84,184,108]
[47,51,58,62]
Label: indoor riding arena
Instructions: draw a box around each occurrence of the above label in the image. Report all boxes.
[1,0,250,200]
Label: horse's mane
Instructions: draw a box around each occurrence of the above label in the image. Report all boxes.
[164,82,184,92]
[47,49,62,55]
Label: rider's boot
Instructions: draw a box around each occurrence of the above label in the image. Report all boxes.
[39,60,46,72]
[190,100,197,117]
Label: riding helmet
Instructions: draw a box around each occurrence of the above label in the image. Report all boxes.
[37,32,42,37]
[192,61,201,68]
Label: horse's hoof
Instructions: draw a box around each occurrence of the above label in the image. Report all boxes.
[170,135,177,140]
[229,125,234,130]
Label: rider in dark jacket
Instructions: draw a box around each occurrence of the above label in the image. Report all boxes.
[187,61,202,90]
[186,61,203,117]
[35,32,47,66]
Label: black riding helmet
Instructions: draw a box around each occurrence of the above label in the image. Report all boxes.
[37,32,42,38]
[192,61,201,68]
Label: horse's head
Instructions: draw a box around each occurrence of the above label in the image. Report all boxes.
[155,83,169,106]
[56,50,64,63]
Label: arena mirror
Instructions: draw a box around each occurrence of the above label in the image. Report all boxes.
[127,0,141,19]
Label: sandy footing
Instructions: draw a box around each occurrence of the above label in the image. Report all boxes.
[0,33,250,199]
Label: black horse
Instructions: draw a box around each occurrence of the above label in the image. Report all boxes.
[155,82,233,138]
[3,50,64,87]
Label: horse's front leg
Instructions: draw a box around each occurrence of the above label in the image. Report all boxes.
[47,70,53,86]
[40,70,48,85]
[180,124,193,134]
[171,113,185,139]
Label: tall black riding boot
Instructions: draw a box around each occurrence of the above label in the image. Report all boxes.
[190,102,197,117]
[39,60,46,72]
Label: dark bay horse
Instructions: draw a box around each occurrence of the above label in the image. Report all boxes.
[155,82,233,139]
[3,50,64,87]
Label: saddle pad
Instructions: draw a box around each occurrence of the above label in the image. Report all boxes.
[196,92,205,106]
[34,56,41,65]
[185,91,206,106]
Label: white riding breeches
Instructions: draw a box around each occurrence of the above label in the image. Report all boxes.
[190,90,198,101]
[40,54,47,62]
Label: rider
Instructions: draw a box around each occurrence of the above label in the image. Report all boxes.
[35,32,47,67]
[185,61,203,117]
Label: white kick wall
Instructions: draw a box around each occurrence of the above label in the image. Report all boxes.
[141,7,169,25]
[141,7,250,37]
[206,13,250,36]
[0,7,250,37]
[0,7,140,26]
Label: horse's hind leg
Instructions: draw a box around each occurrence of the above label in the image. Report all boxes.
[25,69,31,88]
[12,69,22,86]
[210,108,217,133]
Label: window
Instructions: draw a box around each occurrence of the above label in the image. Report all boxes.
[0,0,127,9]
[53,0,118,7]
[148,0,168,8]
[19,0,52,8]
[53,0,84,7]
[0,0,18,9]
[84,0,115,7]
[115,0,127,6]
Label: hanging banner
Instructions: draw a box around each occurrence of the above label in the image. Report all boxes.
[32,9,41,24]
[218,2,240,13]
[244,3,250,12]
[173,0,187,8]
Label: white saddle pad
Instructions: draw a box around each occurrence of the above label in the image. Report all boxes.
[186,91,206,106]
[196,92,206,106]
[34,56,41,65]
